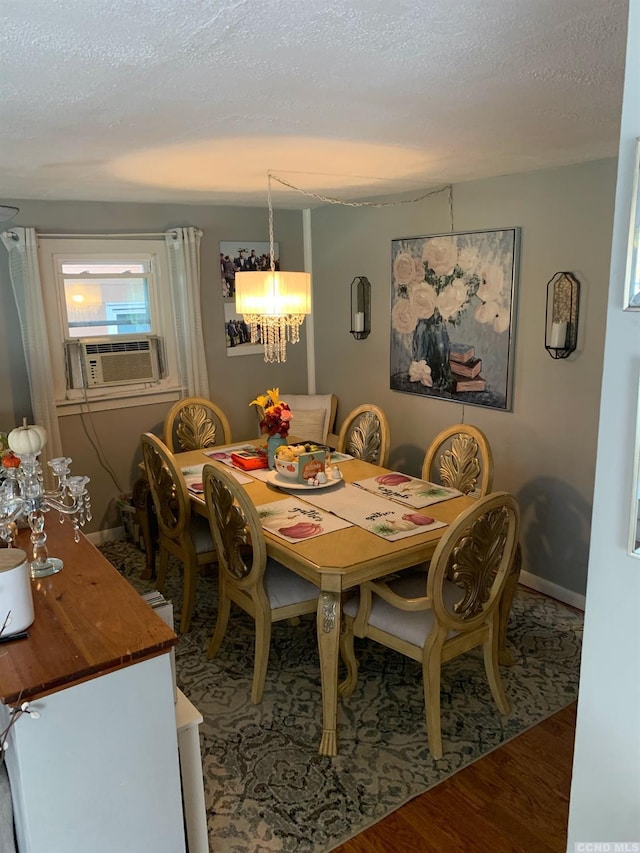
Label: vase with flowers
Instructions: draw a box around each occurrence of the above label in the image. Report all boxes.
[250,387,293,468]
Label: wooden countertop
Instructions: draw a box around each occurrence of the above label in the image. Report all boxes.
[0,523,176,706]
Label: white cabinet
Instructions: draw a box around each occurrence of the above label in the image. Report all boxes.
[0,524,186,853]
[2,654,185,853]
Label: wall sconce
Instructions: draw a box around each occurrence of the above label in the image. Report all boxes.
[545,272,580,359]
[350,276,371,340]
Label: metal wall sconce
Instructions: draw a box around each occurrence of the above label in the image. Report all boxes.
[545,271,580,359]
[350,276,371,340]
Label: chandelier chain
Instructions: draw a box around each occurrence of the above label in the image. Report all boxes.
[267,175,276,272]
[268,172,452,210]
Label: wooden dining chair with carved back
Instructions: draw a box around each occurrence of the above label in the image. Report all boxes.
[340,491,520,759]
[163,396,232,453]
[202,462,319,704]
[140,432,216,632]
[421,423,494,497]
[421,423,523,664]
[337,403,390,467]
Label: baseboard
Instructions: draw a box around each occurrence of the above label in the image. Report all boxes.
[519,570,585,611]
[86,527,125,546]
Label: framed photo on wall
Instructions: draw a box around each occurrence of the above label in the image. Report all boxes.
[220,240,279,357]
[390,228,519,411]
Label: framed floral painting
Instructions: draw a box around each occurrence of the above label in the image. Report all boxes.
[390,228,519,411]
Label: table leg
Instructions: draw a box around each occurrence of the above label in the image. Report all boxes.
[316,590,341,757]
[132,476,157,580]
[498,542,522,666]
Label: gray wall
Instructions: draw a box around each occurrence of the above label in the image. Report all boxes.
[310,158,616,596]
[0,161,616,596]
[0,200,308,530]
[568,0,640,841]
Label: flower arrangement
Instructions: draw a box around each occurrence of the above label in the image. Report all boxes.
[250,387,293,438]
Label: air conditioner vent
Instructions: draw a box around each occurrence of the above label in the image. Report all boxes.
[65,335,163,388]
[84,340,152,356]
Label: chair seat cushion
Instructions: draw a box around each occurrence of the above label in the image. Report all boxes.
[264,559,318,608]
[344,572,461,649]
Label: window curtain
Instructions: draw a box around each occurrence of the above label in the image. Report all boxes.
[165,227,210,398]
[0,227,64,461]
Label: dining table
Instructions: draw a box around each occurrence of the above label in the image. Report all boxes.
[155,441,522,757]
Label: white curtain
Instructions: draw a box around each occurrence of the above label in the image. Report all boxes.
[165,227,210,398]
[0,227,64,461]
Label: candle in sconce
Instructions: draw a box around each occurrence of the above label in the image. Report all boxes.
[353,312,365,332]
[549,321,567,349]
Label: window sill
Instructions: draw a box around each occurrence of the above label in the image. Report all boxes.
[56,384,182,416]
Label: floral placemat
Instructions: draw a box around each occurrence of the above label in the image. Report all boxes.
[353,473,461,508]
[257,497,353,543]
[181,463,252,494]
[298,483,447,541]
[204,444,266,466]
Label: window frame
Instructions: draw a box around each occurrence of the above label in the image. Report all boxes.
[39,237,181,412]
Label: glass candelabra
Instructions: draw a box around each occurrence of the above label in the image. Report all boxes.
[0,452,91,578]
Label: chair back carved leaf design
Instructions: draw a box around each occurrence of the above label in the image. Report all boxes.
[338,404,390,467]
[437,505,513,625]
[164,397,232,453]
[204,466,264,585]
[422,424,494,496]
[140,432,216,632]
[141,433,189,541]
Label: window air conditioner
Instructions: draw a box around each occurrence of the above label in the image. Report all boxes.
[67,336,163,388]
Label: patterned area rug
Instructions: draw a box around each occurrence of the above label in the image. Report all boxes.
[99,540,583,853]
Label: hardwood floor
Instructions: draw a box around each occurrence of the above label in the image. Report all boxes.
[333,702,577,853]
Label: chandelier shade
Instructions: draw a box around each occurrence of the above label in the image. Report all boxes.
[235,269,311,363]
[235,270,311,317]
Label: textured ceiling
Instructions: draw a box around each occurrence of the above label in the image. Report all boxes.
[0,0,629,208]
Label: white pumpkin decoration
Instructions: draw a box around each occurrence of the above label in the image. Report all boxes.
[8,419,48,456]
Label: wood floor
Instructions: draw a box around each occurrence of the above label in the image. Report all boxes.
[333,702,577,853]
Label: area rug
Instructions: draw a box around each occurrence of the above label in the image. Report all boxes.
[99,540,583,853]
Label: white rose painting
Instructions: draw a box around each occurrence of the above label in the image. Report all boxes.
[390,229,519,411]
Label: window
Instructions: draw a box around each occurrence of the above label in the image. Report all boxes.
[39,238,180,410]
[60,261,152,338]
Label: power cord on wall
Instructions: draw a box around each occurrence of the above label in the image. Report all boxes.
[78,386,126,495]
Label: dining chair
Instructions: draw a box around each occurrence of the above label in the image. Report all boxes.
[340,491,520,759]
[337,403,390,467]
[275,393,338,444]
[421,423,494,496]
[140,433,216,632]
[164,396,232,453]
[202,462,319,704]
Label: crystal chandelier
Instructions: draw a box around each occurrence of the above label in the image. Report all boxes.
[0,423,91,578]
[235,174,311,363]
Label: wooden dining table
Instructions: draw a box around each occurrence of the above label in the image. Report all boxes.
[157,444,521,757]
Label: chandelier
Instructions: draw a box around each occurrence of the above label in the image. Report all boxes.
[0,422,91,578]
[235,174,311,363]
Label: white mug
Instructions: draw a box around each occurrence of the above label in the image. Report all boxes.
[0,548,34,635]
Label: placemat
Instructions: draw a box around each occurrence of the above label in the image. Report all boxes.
[296,483,447,541]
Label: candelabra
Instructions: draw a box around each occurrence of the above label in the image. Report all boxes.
[0,451,91,579]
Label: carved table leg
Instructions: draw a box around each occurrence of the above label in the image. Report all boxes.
[498,542,522,666]
[132,475,157,580]
[317,590,341,757]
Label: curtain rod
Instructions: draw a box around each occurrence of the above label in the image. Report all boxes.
[36,231,180,239]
